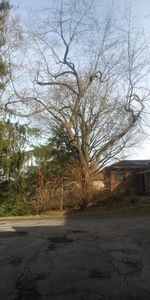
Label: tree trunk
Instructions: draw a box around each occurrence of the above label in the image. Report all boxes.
[60,177,64,211]
[79,153,93,210]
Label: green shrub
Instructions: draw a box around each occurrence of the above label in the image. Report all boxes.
[0,201,31,217]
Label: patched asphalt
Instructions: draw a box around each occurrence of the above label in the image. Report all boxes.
[0,215,150,299]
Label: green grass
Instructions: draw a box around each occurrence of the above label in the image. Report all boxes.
[0,198,150,219]
[108,205,150,217]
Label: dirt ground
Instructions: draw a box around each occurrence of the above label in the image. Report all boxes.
[0,215,150,300]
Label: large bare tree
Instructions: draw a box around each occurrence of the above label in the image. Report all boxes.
[5,0,150,204]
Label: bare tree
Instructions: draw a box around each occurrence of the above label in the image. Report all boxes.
[5,0,150,205]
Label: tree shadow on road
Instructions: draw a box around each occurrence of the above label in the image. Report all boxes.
[0,215,150,300]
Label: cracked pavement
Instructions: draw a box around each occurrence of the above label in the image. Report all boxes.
[0,215,150,299]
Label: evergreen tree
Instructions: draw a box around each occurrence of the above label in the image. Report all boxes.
[0,121,27,182]
[31,125,79,177]
[0,0,10,91]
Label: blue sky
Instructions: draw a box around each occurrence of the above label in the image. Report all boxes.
[11,0,150,17]
[10,0,150,48]
[10,0,150,159]
[11,0,150,37]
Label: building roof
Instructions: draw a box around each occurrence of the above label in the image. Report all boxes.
[105,160,150,170]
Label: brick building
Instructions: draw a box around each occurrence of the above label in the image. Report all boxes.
[103,160,150,195]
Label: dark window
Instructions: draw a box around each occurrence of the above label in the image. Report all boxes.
[117,170,125,181]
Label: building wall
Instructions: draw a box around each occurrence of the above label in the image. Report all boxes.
[110,170,132,192]
[137,172,150,195]
[144,172,150,194]
[103,166,150,195]
[103,170,111,191]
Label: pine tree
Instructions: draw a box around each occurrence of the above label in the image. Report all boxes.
[0,0,10,90]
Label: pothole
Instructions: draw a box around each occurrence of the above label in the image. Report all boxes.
[71,230,86,234]
[48,236,74,244]
[35,273,48,281]
[122,259,142,273]
[47,236,74,251]
[108,248,138,255]
[10,257,22,266]
[47,244,57,251]
[89,269,111,279]
[15,269,40,300]
[0,231,28,238]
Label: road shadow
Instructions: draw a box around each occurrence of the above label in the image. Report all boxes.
[0,215,150,300]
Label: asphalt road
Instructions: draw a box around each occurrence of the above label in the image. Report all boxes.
[0,215,150,300]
